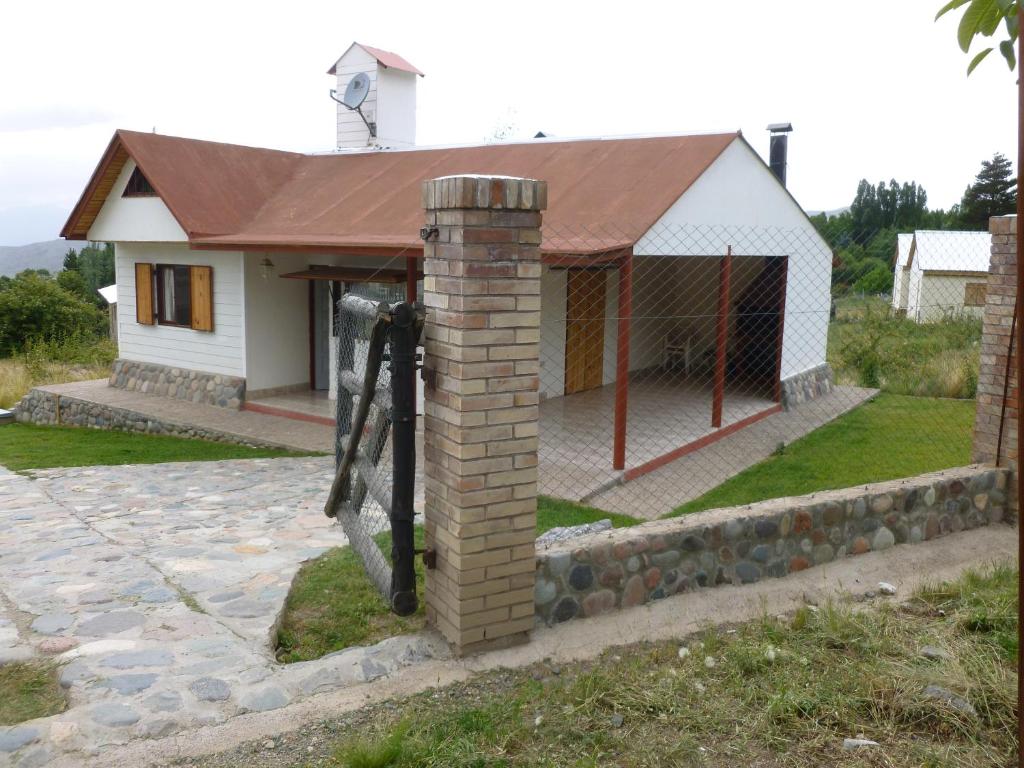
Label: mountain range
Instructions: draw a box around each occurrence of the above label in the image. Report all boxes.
[0,239,87,277]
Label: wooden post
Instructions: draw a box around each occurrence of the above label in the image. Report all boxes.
[773,256,789,404]
[712,246,732,429]
[405,255,417,303]
[613,249,633,470]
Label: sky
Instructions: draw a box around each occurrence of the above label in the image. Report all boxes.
[0,0,1018,246]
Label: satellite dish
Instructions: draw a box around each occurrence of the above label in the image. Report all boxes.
[342,72,370,109]
[329,72,376,139]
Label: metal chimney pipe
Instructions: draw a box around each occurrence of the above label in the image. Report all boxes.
[767,123,793,187]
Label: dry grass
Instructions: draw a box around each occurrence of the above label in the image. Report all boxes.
[0,358,109,409]
[0,336,117,409]
[329,563,1018,768]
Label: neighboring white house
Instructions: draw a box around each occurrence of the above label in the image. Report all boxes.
[61,43,834,452]
[891,233,913,314]
[891,230,991,323]
[97,284,118,342]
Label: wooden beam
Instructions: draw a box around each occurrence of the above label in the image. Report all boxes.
[712,245,732,429]
[613,250,633,470]
[773,256,790,403]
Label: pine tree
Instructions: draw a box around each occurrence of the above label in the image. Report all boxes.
[959,153,1016,230]
[62,248,80,272]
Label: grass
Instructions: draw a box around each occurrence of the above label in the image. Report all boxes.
[275,497,640,662]
[0,662,65,726]
[0,422,314,471]
[0,336,118,410]
[329,563,1018,767]
[668,393,975,517]
[828,297,981,399]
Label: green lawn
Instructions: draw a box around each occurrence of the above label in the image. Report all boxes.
[329,564,1018,768]
[276,497,640,662]
[0,422,316,471]
[669,393,975,517]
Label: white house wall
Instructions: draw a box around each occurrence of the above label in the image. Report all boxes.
[539,266,566,397]
[634,138,832,382]
[892,268,906,311]
[243,252,310,393]
[915,272,988,323]
[376,67,417,148]
[115,243,245,377]
[88,160,188,243]
[335,46,379,150]
[907,262,925,321]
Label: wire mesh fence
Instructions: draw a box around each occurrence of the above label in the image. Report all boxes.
[326,284,409,599]
[532,219,991,521]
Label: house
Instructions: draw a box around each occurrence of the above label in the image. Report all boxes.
[97,284,118,342]
[891,233,913,315]
[891,230,990,323]
[58,43,835,477]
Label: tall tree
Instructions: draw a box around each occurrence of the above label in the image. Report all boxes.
[959,152,1018,228]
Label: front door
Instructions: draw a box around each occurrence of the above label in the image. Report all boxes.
[564,269,606,395]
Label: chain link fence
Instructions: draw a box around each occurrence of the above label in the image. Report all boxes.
[325,282,409,599]
[533,219,989,521]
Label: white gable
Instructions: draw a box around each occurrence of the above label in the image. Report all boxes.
[896,233,913,267]
[87,159,187,243]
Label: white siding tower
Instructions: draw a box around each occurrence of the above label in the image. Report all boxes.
[328,43,422,150]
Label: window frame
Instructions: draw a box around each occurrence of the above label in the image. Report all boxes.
[154,264,193,327]
[122,166,157,198]
[964,282,987,308]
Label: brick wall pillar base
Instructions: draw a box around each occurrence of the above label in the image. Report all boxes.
[972,214,1018,520]
[421,175,547,655]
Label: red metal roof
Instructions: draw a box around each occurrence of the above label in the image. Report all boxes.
[63,131,739,255]
[326,43,424,77]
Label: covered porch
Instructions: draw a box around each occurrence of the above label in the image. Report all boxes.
[538,371,779,501]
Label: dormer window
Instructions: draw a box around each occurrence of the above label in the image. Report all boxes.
[122,166,156,197]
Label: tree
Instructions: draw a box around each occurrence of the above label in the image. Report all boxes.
[62,248,80,272]
[936,0,1019,74]
[0,272,106,354]
[959,152,1017,228]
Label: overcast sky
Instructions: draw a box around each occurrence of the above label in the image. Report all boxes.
[0,0,1017,245]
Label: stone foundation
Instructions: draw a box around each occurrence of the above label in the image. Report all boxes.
[14,389,273,449]
[780,363,834,409]
[534,465,1010,625]
[109,359,246,409]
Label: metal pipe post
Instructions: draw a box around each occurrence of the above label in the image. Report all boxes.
[389,301,418,616]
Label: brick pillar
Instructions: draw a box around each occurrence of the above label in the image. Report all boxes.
[421,175,546,655]
[973,215,1018,472]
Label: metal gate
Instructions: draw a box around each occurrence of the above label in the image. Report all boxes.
[323,292,424,616]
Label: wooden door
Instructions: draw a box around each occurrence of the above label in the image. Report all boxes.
[564,269,606,394]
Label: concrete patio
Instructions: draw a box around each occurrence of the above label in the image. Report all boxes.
[20,377,876,518]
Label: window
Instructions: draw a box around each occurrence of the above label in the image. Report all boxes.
[123,166,156,197]
[156,265,191,325]
[964,282,987,307]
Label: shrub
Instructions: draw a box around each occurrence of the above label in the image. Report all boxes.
[0,272,107,355]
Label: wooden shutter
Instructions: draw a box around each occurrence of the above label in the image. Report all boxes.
[135,263,154,325]
[190,265,214,332]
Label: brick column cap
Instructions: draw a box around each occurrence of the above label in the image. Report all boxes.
[991,214,1017,234]
[423,175,547,212]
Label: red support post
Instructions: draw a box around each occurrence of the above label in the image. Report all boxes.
[613,249,633,471]
[712,245,732,429]
[406,255,417,303]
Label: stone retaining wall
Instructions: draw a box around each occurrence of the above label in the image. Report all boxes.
[109,359,246,409]
[534,465,1010,625]
[14,389,274,449]
[780,363,834,410]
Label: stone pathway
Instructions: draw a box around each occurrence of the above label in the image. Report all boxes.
[0,459,444,767]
